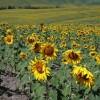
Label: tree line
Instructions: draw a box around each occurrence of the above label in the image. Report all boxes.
[0,5,61,10]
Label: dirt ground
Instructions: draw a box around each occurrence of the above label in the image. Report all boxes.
[0,70,29,100]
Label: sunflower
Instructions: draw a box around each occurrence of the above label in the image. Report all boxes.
[60,41,67,48]
[19,52,27,60]
[31,42,41,53]
[62,49,82,64]
[89,51,97,58]
[27,33,38,45]
[41,43,58,60]
[47,35,55,42]
[4,34,13,45]
[6,29,13,34]
[29,58,51,81]
[83,44,89,49]
[71,65,94,88]
[95,54,100,64]
[71,41,80,49]
[89,45,96,51]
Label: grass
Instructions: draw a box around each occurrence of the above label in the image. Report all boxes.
[0,6,100,25]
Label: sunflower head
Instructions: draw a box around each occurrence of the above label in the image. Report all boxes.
[29,58,50,81]
[27,33,38,45]
[72,41,80,49]
[31,42,41,53]
[83,44,89,49]
[71,65,94,88]
[60,41,67,48]
[62,49,82,64]
[89,51,97,58]
[27,36,35,44]
[4,34,13,45]
[6,29,13,34]
[95,54,100,64]
[41,43,58,60]
[89,45,96,51]
[19,52,27,60]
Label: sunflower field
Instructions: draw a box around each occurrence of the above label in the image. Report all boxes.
[0,23,100,100]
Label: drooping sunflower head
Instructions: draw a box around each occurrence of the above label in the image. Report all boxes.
[4,34,13,45]
[31,42,41,53]
[41,43,58,60]
[62,49,82,64]
[71,65,94,88]
[29,58,51,81]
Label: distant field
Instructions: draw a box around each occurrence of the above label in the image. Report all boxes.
[0,6,100,25]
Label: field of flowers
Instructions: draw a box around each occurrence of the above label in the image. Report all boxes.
[0,23,100,100]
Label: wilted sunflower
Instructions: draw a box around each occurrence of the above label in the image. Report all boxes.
[62,49,82,64]
[29,58,50,81]
[71,65,94,88]
[4,34,13,45]
[41,43,58,60]
[19,52,27,60]
[31,42,41,53]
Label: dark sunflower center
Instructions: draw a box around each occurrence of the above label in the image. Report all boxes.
[44,45,54,56]
[78,73,89,81]
[82,74,89,80]
[90,52,96,56]
[78,73,82,78]
[7,37,12,42]
[68,52,79,60]
[36,62,44,74]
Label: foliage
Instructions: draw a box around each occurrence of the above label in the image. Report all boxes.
[0,23,100,100]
